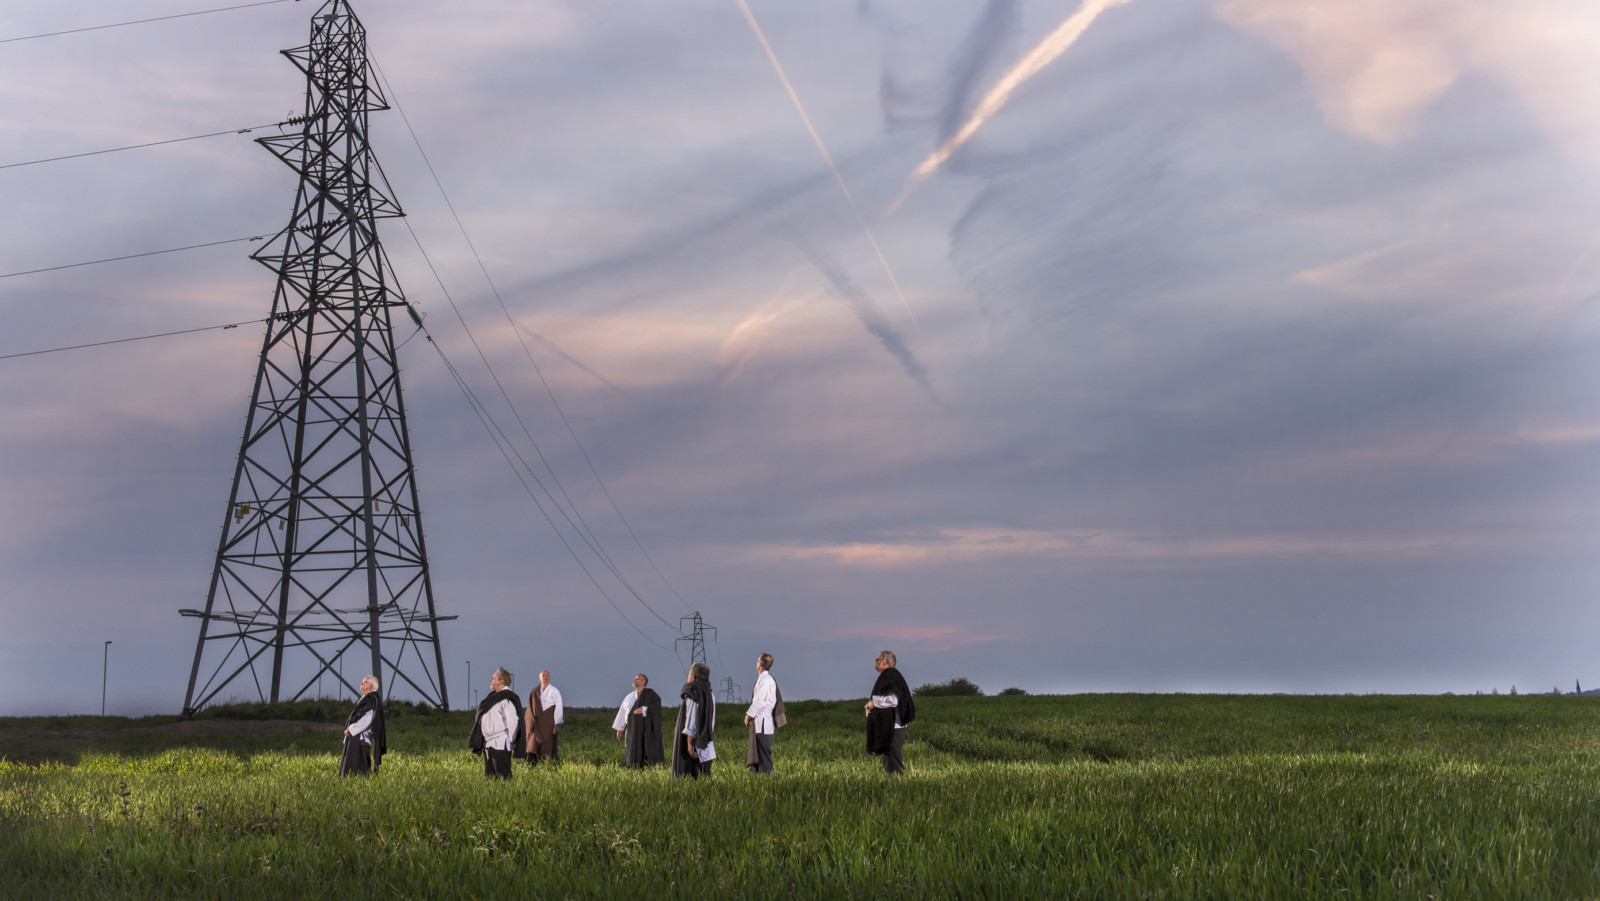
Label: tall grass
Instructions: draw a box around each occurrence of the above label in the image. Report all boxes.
[2,694,1597,898]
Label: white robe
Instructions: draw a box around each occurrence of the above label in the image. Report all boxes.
[612,690,640,732]
[482,698,517,751]
[537,685,564,725]
[746,671,776,735]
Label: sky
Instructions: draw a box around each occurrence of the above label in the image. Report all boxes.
[1,0,1598,716]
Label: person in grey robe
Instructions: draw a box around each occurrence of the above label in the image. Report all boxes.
[672,662,715,779]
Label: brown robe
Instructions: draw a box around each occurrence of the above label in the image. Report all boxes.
[524,687,559,761]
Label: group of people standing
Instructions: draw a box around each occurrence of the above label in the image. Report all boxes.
[466,667,566,778]
[336,649,915,778]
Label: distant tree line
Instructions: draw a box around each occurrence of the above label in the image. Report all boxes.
[911,678,1029,697]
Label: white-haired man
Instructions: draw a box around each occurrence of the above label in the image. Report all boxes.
[339,675,385,776]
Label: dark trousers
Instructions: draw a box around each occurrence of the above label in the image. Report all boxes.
[484,747,513,779]
[749,733,774,774]
[882,728,905,775]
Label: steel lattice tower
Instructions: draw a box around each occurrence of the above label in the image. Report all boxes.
[677,612,716,668]
[181,0,452,715]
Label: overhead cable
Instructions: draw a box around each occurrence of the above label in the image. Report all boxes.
[0,235,268,280]
[0,0,298,45]
[396,214,677,641]
[0,317,268,361]
[374,57,693,626]
[0,122,289,171]
[419,328,676,654]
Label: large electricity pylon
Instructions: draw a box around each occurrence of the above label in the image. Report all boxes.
[677,612,716,668]
[181,0,452,715]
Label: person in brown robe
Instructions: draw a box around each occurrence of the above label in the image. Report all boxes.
[524,669,563,765]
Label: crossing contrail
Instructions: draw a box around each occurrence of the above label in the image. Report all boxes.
[887,0,1135,215]
[805,249,940,405]
[733,0,922,336]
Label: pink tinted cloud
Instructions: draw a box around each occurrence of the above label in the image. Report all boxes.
[834,623,1021,653]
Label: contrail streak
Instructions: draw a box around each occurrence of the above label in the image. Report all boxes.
[804,248,940,405]
[521,329,629,398]
[733,0,922,336]
[887,0,1134,214]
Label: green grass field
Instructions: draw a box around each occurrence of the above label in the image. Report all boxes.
[3,694,1598,899]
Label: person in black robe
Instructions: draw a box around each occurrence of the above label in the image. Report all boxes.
[614,673,664,768]
[468,668,524,779]
[339,675,386,776]
[865,650,915,774]
[672,662,715,779]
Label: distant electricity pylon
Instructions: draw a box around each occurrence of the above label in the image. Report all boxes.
[718,676,743,704]
[181,0,452,716]
[677,612,716,669]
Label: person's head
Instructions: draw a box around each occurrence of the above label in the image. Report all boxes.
[491,667,512,691]
[360,675,379,696]
[757,653,773,673]
[539,670,551,688]
[633,673,648,692]
[875,650,896,673]
[690,662,710,683]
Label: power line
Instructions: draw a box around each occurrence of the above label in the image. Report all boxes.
[396,215,679,648]
[0,317,267,361]
[0,235,268,280]
[374,57,694,627]
[419,327,676,654]
[0,122,291,171]
[0,0,299,45]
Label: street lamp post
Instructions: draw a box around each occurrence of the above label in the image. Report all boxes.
[101,641,112,717]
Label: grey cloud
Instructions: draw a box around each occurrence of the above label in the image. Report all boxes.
[937,0,1018,143]
[494,147,896,313]
[6,0,1600,715]
[521,329,628,397]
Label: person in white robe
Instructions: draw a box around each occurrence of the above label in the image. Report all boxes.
[745,654,778,773]
[475,668,519,779]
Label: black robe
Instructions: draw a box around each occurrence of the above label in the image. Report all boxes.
[468,688,525,758]
[867,666,915,756]
[671,679,715,777]
[624,687,664,768]
[339,689,385,776]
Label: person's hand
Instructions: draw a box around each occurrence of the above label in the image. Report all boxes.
[744,715,752,726]
[615,729,623,740]
[633,707,645,716]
